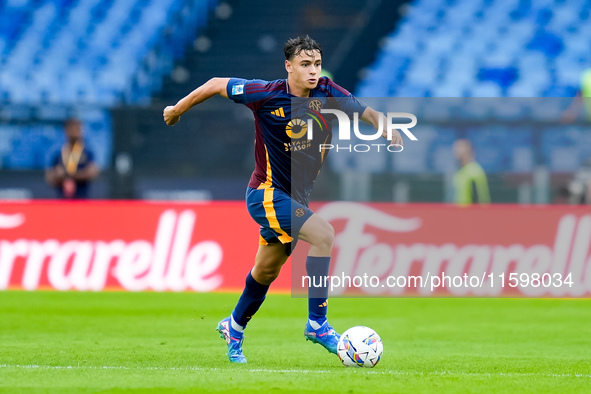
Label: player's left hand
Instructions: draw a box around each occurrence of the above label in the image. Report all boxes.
[163,106,181,126]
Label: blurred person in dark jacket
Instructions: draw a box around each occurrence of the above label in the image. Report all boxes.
[45,118,99,199]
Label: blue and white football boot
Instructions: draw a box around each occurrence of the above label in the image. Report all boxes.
[216,317,247,363]
[304,320,340,354]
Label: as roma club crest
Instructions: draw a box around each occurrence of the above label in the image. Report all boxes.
[308,99,322,111]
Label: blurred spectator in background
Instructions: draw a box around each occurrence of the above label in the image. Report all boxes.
[561,68,591,122]
[567,158,591,204]
[561,68,591,204]
[453,139,490,205]
[45,118,99,199]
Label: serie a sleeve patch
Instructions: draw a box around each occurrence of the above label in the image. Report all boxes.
[232,84,244,95]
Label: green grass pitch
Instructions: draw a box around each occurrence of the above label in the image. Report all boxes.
[1,291,590,393]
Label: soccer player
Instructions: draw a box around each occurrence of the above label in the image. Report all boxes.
[163,36,402,363]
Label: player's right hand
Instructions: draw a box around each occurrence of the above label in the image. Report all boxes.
[163,106,181,126]
[383,127,403,148]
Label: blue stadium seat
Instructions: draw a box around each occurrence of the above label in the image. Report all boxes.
[428,127,457,173]
[0,0,218,170]
[358,0,590,99]
[541,128,583,172]
[0,0,218,106]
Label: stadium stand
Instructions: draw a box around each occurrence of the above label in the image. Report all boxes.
[0,0,218,106]
[0,0,587,201]
[357,0,590,98]
[156,0,373,103]
[352,0,589,176]
[0,0,217,172]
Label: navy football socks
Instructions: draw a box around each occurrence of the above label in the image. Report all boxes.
[306,256,331,325]
[231,271,270,329]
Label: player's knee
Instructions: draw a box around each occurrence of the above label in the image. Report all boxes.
[258,267,281,284]
[313,223,334,251]
[254,264,281,285]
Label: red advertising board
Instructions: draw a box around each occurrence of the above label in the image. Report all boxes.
[292,202,591,297]
[0,201,590,296]
[0,201,276,292]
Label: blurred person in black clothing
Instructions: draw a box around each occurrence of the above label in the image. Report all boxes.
[45,118,99,199]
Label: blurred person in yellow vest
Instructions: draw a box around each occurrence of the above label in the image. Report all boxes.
[453,139,490,205]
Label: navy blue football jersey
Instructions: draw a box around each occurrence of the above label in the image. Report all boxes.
[227,77,366,206]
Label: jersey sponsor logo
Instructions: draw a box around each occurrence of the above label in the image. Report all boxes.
[284,112,329,152]
[308,99,322,111]
[271,107,285,117]
[232,84,244,95]
[284,140,312,152]
[285,118,308,139]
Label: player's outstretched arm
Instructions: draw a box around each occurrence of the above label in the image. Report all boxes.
[360,107,403,147]
[163,77,230,126]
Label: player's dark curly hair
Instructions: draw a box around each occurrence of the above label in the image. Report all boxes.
[284,35,322,60]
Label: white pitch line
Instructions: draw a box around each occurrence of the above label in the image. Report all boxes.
[0,364,589,379]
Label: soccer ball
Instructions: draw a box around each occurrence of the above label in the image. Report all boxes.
[337,326,383,368]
